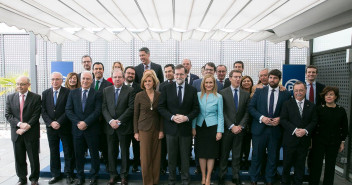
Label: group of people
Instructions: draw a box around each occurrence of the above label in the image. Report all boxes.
[5,46,348,185]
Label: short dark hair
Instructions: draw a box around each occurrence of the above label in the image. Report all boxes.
[306,65,318,73]
[293,81,307,89]
[320,86,340,102]
[124,66,135,73]
[268,69,282,80]
[164,64,175,73]
[92,62,104,70]
[175,64,187,74]
[81,55,92,62]
[139,47,150,54]
[205,62,216,71]
[234,61,244,69]
[229,70,242,78]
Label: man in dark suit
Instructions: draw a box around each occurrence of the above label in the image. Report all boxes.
[218,70,250,185]
[248,69,291,185]
[224,61,244,88]
[90,62,113,170]
[65,71,102,185]
[158,64,200,185]
[280,81,317,185]
[134,47,164,83]
[305,65,325,105]
[102,69,135,185]
[182,59,199,85]
[124,66,142,173]
[78,55,94,79]
[192,62,223,92]
[216,64,227,87]
[5,76,41,185]
[42,72,75,184]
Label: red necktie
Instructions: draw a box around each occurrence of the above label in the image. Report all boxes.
[145,65,149,70]
[20,94,25,122]
[309,83,314,103]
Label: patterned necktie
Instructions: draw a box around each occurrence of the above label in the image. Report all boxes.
[95,81,99,91]
[178,86,182,105]
[115,88,120,106]
[268,89,275,118]
[82,90,87,111]
[309,83,314,103]
[54,90,58,106]
[234,89,238,111]
[298,101,303,117]
[20,94,25,122]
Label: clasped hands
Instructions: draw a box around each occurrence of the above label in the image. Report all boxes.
[294,128,307,138]
[77,121,87,130]
[261,117,280,126]
[110,119,120,129]
[50,121,61,130]
[16,122,31,135]
[172,114,188,124]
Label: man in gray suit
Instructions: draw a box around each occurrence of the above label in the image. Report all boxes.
[102,69,135,185]
[5,76,41,185]
[218,70,250,185]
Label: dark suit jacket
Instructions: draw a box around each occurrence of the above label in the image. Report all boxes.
[134,90,163,133]
[219,87,250,129]
[91,78,113,93]
[192,78,224,92]
[224,78,231,88]
[5,91,41,142]
[131,82,142,94]
[42,87,71,134]
[188,73,199,85]
[102,85,135,135]
[280,98,317,148]
[248,86,291,137]
[65,87,102,136]
[135,62,164,84]
[315,82,325,105]
[158,82,199,136]
[159,81,173,91]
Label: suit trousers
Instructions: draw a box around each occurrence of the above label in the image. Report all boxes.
[160,137,168,170]
[73,134,100,180]
[139,130,161,185]
[13,135,40,182]
[106,132,131,178]
[250,127,280,183]
[131,136,140,168]
[281,145,308,185]
[47,130,75,177]
[219,130,244,179]
[309,141,340,185]
[166,134,192,185]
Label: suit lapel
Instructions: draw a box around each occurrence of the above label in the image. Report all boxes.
[49,88,55,107]
[23,91,32,110]
[301,100,310,118]
[238,89,246,111]
[263,87,269,115]
[274,90,283,115]
[115,85,125,108]
[226,87,236,110]
[14,92,20,113]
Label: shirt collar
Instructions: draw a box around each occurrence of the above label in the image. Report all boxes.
[95,78,103,83]
[268,86,279,92]
[176,81,185,88]
[230,85,240,92]
[52,87,61,93]
[306,80,316,85]
[296,98,305,104]
[81,88,90,93]
[19,91,28,97]
[124,82,133,86]
[114,85,123,90]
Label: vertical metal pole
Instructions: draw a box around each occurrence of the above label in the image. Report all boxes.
[1,34,7,128]
[308,39,313,65]
[56,43,62,61]
[285,40,290,65]
[264,40,267,68]
[29,32,37,93]
[175,41,179,64]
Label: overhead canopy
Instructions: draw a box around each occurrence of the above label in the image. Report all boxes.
[0,0,351,44]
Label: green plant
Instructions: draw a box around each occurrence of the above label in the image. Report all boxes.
[0,72,29,96]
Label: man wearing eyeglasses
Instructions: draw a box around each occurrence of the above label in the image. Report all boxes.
[5,76,41,185]
[78,55,95,80]
[192,62,224,92]
[42,72,75,184]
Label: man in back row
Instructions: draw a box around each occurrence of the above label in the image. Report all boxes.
[134,47,164,84]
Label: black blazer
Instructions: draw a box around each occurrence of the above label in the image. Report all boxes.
[188,73,199,85]
[280,98,317,148]
[131,82,142,94]
[315,82,325,105]
[102,85,135,135]
[65,87,102,136]
[42,87,71,134]
[224,78,231,88]
[135,62,164,84]
[158,82,200,136]
[90,78,113,93]
[5,91,41,142]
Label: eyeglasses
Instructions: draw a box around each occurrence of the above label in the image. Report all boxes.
[16,83,28,86]
[51,78,62,81]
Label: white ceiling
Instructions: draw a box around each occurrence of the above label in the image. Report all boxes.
[0,0,351,44]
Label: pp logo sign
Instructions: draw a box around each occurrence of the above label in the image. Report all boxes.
[284,79,299,91]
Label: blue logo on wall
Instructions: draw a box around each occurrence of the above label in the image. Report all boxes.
[282,64,306,93]
[51,61,73,85]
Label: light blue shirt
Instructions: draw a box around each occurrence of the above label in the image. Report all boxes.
[192,92,224,133]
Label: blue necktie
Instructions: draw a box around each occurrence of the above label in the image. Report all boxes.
[54,90,58,106]
[178,86,182,105]
[268,89,275,118]
[82,90,87,111]
[115,88,120,106]
[234,89,238,111]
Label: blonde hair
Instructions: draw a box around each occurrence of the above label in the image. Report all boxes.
[200,74,217,98]
[111,61,124,73]
[141,71,159,90]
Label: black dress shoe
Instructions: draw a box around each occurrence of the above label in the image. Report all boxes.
[66,176,74,184]
[49,176,62,184]
[89,179,97,185]
[75,179,85,185]
[251,182,257,185]
[121,178,128,185]
[31,181,39,185]
[218,178,225,185]
[16,181,27,185]
[132,166,139,173]
[232,178,241,185]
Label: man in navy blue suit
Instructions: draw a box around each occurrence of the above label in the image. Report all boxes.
[192,62,223,92]
[248,69,291,185]
[66,71,102,185]
[182,59,199,85]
